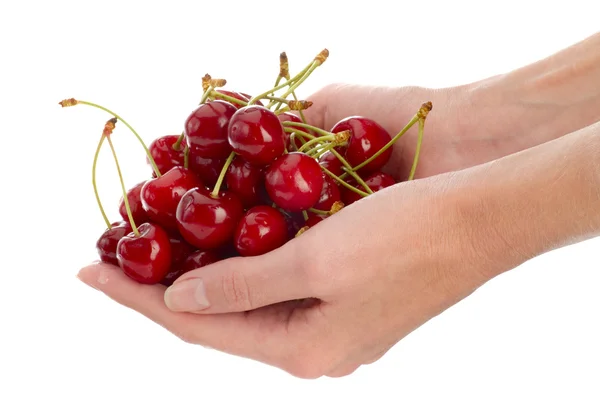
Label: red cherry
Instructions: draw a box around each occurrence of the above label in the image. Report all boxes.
[264,152,323,212]
[341,171,396,205]
[188,153,225,187]
[96,221,132,265]
[278,112,308,151]
[306,213,327,227]
[331,116,393,174]
[184,100,237,159]
[228,105,286,166]
[119,181,149,226]
[116,223,172,284]
[211,90,263,109]
[225,157,264,209]
[141,166,203,231]
[234,206,289,256]
[176,188,244,250]
[162,249,220,286]
[313,174,341,212]
[319,151,344,177]
[147,134,186,176]
[168,233,196,268]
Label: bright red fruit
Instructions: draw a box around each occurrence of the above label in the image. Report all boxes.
[234,206,288,256]
[306,213,327,227]
[278,112,308,151]
[228,105,286,166]
[140,166,203,231]
[176,188,244,250]
[319,151,344,177]
[225,157,264,209]
[314,175,341,211]
[147,135,186,176]
[119,181,149,226]
[184,100,237,159]
[188,153,225,187]
[264,152,323,211]
[331,117,393,174]
[116,223,172,284]
[341,171,396,205]
[211,90,263,109]
[96,221,133,265]
[162,249,220,286]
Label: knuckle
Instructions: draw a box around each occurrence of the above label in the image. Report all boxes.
[220,270,253,310]
[280,346,335,379]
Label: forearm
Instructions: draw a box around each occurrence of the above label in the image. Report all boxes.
[452,121,600,279]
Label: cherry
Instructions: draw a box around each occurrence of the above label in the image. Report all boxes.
[116,222,172,284]
[225,157,264,209]
[168,232,196,268]
[184,100,237,159]
[331,116,393,174]
[162,248,219,286]
[306,213,327,227]
[141,166,203,231]
[341,171,396,205]
[228,105,286,166]
[313,174,341,211]
[96,221,133,265]
[147,134,186,176]
[278,112,308,150]
[319,151,344,177]
[264,152,323,211]
[211,90,263,109]
[234,205,289,256]
[176,188,244,250]
[118,181,149,226]
[188,153,226,187]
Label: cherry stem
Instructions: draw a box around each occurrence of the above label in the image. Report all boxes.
[329,148,373,194]
[408,119,425,180]
[274,106,290,115]
[184,146,190,169]
[199,87,214,105]
[249,61,312,105]
[277,59,323,102]
[211,152,236,197]
[302,210,309,221]
[307,207,329,216]
[283,121,332,136]
[298,135,336,152]
[320,166,369,198]
[210,91,248,107]
[106,134,139,236]
[70,100,162,178]
[284,127,315,141]
[308,142,336,159]
[172,132,185,151]
[92,134,111,229]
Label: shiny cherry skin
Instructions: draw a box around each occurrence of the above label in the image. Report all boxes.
[341,171,396,205]
[119,181,149,226]
[184,100,237,159]
[161,249,220,286]
[234,206,289,257]
[314,174,341,211]
[116,222,172,284]
[264,152,323,212]
[331,116,393,174]
[176,188,244,250]
[318,151,344,177]
[306,213,327,227]
[228,105,286,166]
[147,134,186,176]
[278,112,308,151]
[168,232,196,268]
[188,153,226,187]
[96,221,133,265]
[225,157,264,209]
[141,166,203,231]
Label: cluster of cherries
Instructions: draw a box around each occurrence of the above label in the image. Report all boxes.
[60,49,431,286]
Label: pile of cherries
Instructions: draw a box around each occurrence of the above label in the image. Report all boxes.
[60,49,431,286]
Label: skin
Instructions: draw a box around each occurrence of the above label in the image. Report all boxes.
[78,33,600,379]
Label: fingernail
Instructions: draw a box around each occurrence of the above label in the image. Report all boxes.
[164,278,210,312]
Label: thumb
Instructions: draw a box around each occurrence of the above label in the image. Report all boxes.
[163,245,312,314]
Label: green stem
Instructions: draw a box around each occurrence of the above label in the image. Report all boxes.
[277,61,319,100]
[266,75,284,108]
[173,132,185,151]
[320,166,369,198]
[284,127,316,141]
[76,100,162,178]
[211,90,248,107]
[211,152,236,197]
[199,87,214,105]
[184,146,190,169]
[249,62,311,105]
[302,210,308,221]
[282,121,332,136]
[408,119,425,181]
[106,135,139,236]
[297,135,336,152]
[329,148,373,194]
[92,134,111,229]
[308,142,336,158]
[307,207,329,216]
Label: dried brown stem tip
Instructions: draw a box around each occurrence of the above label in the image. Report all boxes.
[288,100,313,111]
[103,117,118,136]
[210,78,227,88]
[314,49,329,65]
[59,98,78,107]
[418,101,433,120]
[334,130,351,144]
[330,201,344,214]
[295,226,310,237]
[279,52,290,78]
[201,73,212,92]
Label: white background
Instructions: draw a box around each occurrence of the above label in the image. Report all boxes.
[1,1,599,397]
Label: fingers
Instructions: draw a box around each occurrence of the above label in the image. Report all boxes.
[163,244,314,314]
[76,261,260,357]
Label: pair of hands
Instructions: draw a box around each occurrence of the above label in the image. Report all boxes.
[77,81,567,378]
